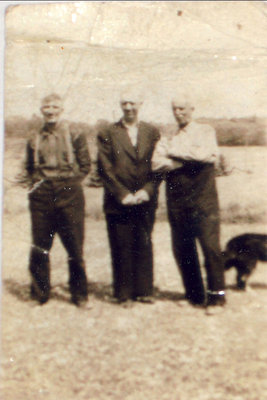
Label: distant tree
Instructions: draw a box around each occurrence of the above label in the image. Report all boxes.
[95,119,110,131]
[28,114,43,132]
[5,115,267,146]
[5,116,29,137]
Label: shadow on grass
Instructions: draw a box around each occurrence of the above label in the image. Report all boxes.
[249,282,267,289]
[87,283,185,302]
[225,283,243,291]
[226,282,267,291]
[3,279,70,304]
[4,279,185,304]
[153,287,185,301]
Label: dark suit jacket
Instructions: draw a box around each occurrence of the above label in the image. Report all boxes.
[97,119,160,214]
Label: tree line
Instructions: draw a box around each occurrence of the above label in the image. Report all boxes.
[5,114,266,147]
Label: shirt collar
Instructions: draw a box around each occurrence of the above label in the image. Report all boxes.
[176,121,191,135]
[121,118,139,129]
[41,123,60,137]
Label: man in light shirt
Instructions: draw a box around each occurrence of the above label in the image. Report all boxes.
[97,90,160,305]
[153,95,225,312]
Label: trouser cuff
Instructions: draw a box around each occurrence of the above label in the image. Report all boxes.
[207,290,226,306]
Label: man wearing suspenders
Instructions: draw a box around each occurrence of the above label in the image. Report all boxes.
[20,94,91,306]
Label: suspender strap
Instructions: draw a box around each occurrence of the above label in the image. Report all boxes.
[33,121,75,167]
[33,132,41,167]
[62,126,74,166]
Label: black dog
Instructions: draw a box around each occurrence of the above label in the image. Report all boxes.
[222,233,267,289]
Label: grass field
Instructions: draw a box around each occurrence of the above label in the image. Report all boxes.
[1,140,267,400]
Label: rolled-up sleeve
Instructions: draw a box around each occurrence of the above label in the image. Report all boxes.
[168,124,219,164]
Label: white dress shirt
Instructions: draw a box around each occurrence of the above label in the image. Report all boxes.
[168,121,219,163]
[152,121,219,171]
[123,120,139,147]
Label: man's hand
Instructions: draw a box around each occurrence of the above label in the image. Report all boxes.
[121,193,137,206]
[152,158,172,172]
[134,189,150,204]
[169,160,183,170]
[152,158,182,172]
[14,173,32,189]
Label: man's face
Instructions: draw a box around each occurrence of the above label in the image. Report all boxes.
[120,99,141,124]
[41,100,63,124]
[172,101,194,127]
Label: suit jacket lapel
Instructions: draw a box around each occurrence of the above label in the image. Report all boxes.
[137,122,150,159]
[114,121,137,159]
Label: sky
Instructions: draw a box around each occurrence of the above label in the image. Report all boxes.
[3,1,267,124]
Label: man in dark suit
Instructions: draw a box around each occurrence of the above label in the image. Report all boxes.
[97,91,160,305]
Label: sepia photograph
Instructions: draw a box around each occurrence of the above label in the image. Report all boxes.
[1,1,267,399]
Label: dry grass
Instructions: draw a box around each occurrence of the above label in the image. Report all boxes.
[2,218,267,400]
[1,140,267,400]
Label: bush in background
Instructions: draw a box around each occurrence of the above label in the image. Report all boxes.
[198,116,267,146]
[4,114,267,146]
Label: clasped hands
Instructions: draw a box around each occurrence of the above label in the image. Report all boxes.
[122,189,149,206]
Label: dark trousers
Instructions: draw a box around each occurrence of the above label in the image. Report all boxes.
[106,206,156,301]
[28,179,88,301]
[168,205,225,304]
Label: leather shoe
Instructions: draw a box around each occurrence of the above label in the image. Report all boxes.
[30,284,49,305]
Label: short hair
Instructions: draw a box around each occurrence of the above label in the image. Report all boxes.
[120,87,143,104]
[171,92,193,108]
[41,93,63,107]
